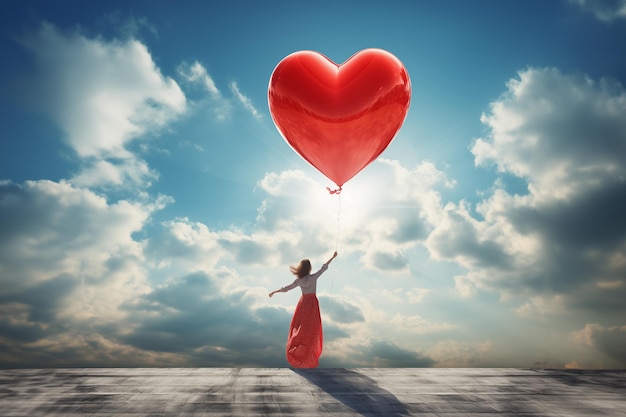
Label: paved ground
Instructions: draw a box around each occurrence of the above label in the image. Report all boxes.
[0,368,624,416]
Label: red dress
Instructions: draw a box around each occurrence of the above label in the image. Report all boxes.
[286,293,323,368]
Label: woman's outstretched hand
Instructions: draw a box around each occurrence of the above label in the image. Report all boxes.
[326,251,338,265]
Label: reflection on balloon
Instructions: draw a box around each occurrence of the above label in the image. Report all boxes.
[268,49,411,191]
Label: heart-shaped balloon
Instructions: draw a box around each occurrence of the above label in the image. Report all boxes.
[268,49,411,189]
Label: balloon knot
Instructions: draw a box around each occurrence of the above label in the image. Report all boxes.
[326,186,342,195]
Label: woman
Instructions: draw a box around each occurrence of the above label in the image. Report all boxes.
[269,251,338,368]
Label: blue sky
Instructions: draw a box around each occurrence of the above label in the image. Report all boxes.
[1,0,625,368]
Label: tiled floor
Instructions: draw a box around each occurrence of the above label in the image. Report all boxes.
[1,368,624,416]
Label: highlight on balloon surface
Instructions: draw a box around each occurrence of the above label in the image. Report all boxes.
[268,48,411,193]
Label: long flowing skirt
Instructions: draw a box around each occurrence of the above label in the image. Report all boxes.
[286,293,323,368]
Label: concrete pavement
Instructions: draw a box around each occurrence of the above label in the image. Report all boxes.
[1,367,624,416]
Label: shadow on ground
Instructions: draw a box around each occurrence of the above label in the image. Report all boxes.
[293,368,410,416]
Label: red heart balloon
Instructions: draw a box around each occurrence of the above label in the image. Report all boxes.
[268,49,411,189]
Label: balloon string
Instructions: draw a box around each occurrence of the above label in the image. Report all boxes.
[335,192,342,252]
[332,192,342,294]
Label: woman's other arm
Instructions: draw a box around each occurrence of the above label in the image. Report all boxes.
[269,280,298,297]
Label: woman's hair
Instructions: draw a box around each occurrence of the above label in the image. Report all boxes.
[290,259,312,279]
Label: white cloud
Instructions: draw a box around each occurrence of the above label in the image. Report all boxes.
[145,216,301,278]
[0,180,154,292]
[177,63,263,121]
[145,218,224,272]
[26,23,187,152]
[571,323,626,366]
[427,68,626,315]
[515,295,567,319]
[21,23,186,188]
[230,81,262,119]
[119,271,285,364]
[0,329,189,368]
[71,158,158,188]
[0,179,168,366]
[178,61,221,98]
[254,159,452,273]
[177,61,233,121]
[571,0,626,21]
[473,67,626,199]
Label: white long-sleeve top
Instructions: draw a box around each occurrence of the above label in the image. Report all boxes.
[280,263,329,295]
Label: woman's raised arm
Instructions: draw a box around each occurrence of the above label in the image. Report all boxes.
[325,251,338,266]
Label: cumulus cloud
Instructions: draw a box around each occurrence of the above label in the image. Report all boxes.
[121,272,274,357]
[0,330,187,368]
[426,68,626,318]
[254,159,452,273]
[0,180,155,293]
[318,295,365,324]
[144,218,225,272]
[71,158,158,189]
[472,67,626,198]
[20,22,186,188]
[514,295,567,319]
[144,215,299,279]
[351,160,452,273]
[0,276,75,343]
[571,0,626,21]
[571,323,626,366]
[0,179,168,367]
